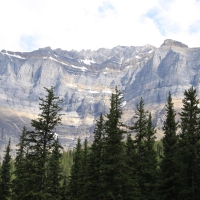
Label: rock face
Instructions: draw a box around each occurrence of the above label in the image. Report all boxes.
[0,39,199,158]
[161,39,188,48]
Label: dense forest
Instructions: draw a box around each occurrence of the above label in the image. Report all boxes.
[0,86,200,199]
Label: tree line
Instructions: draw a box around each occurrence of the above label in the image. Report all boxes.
[0,86,200,199]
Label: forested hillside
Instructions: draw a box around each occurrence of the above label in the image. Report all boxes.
[1,86,200,199]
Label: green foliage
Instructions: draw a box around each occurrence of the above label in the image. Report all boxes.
[99,87,128,199]
[12,126,30,200]
[8,85,200,199]
[0,139,12,200]
[131,98,158,200]
[11,86,64,199]
[67,138,83,199]
[86,114,105,199]
[25,86,63,198]
[125,134,140,199]
[159,92,179,200]
[46,138,63,199]
[176,87,200,199]
[60,150,74,178]
[60,177,68,200]
[80,139,90,199]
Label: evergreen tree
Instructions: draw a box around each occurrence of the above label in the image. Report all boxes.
[61,177,68,200]
[12,126,30,200]
[144,113,158,200]
[125,133,140,200]
[159,92,179,200]
[79,139,89,199]
[68,138,83,199]
[46,138,63,199]
[131,97,148,200]
[60,150,74,178]
[23,86,63,199]
[100,87,128,199]
[177,87,200,200]
[0,139,12,200]
[87,114,105,199]
[131,98,158,200]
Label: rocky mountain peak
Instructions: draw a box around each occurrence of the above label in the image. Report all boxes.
[161,39,188,48]
[38,46,52,51]
[1,40,200,159]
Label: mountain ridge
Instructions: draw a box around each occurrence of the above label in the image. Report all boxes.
[0,39,198,158]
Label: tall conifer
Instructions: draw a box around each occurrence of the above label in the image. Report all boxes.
[23,86,63,199]
[87,114,105,199]
[68,138,83,199]
[46,138,63,199]
[0,139,11,200]
[125,134,140,199]
[131,98,157,200]
[100,87,127,199]
[144,113,158,200]
[80,139,89,199]
[177,87,200,200]
[12,126,30,200]
[159,92,179,200]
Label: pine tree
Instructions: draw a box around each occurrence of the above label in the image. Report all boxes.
[100,87,128,199]
[0,139,12,200]
[131,98,158,200]
[159,92,179,200]
[61,177,68,200]
[125,133,140,200]
[46,138,63,199]
[23,86,63,199]
[12,126,31,200]
[68,138,83,199]
[144,113,158,200]
[177,87,200,200]
[86,114,105,200]
[131,97,148,200]
[79,139,90,199]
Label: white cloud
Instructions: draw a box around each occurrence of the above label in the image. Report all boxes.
[0,0,200,52]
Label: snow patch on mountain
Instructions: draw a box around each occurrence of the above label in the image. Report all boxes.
[2,52,26,59]
[80,59,96,65]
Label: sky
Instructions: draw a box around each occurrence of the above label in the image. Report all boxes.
[1,0,200,52]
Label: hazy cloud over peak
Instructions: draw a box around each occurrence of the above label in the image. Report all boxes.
[1,0,200,52]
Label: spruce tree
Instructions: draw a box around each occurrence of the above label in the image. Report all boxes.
[144,113,158,200]
[79,139,89,200]
[68,138,83,199]
[177,87,200,200]
[131,97,148,200]
[61,177,68,200]
[0,139,12,200]
[12,126,31,200]
[23,86,63,199]
[159,92,179,200]
[125,133,140,200]
[46,138,63,199]
[100,87,127,199]
[131,98,158,200]
[87,114,105,200]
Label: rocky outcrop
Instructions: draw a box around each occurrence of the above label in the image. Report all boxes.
[0,39,199,159]
[161,39,188,48]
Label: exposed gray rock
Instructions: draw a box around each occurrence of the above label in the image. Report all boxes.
[0,39,200,159]
[161,39,188,48]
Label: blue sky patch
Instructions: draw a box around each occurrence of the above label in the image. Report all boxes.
[145,8,166,36]
[146,8,159,19]
[189,21,200,34]
[20,35,39,51]
[98,1,115,15]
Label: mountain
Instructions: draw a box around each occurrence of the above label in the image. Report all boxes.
[0,39,198,158]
